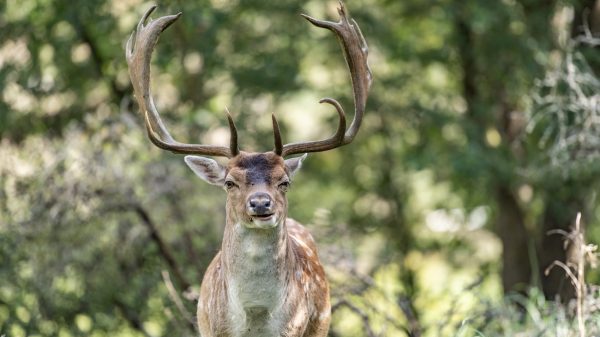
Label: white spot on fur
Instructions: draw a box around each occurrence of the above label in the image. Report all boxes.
[291,305,308,329]
[319,309,330,321]
[290,235,313,256]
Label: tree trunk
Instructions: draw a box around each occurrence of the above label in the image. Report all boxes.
[538,190,585,300]
[495,186,532,294]
[455,3,533,295]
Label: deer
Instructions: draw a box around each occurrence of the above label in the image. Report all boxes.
[125,2,371,336]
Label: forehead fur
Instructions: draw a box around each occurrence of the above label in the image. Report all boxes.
[228,152,286,184]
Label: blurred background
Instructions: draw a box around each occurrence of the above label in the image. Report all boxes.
[2,0,600,336]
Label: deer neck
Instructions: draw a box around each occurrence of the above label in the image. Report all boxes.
[221,212,292,311]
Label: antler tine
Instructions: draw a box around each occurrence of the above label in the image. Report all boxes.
[280,0,372,157]
[126,6,237,158]
[225,109,240,156]
[272,114,284,156]
[276,99,346,156]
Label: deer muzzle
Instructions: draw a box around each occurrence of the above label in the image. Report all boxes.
[247,192,273,216]
[245,192,278,228]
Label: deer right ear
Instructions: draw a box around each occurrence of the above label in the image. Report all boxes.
[284,153,308,178]
[184,156,227,186]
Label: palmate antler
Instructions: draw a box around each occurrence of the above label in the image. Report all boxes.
[274,0,373,157]
[126,6,239,158]
[126,1,371,158]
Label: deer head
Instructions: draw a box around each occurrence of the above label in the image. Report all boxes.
[185,152,306,229]
[125,2,372,230]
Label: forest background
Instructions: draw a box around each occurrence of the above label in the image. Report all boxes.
[2,0,600,336]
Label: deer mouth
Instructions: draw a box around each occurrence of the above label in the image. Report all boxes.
[251,213,274,221]
[246,213,278,229]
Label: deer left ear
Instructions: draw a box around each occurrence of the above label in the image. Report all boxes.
[184,155,227,186]
[284,154,307,178]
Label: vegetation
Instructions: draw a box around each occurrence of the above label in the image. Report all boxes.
[1,0,600,336]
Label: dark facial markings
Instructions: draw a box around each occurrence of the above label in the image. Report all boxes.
[236,153,278,186]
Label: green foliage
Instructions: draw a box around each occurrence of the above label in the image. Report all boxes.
[527,50,600,180]
[2,0,600,336]
[456,288,600,337]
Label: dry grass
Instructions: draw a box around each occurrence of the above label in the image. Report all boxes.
[456,212,600,337]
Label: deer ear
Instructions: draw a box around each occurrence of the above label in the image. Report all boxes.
[284,154,307,178]
[184,156,227,186]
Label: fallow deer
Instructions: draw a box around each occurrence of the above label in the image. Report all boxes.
[126,2,371,336]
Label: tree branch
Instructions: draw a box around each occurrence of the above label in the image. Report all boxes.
[114,299,153,337]
[331,299,377,337]
[161,270,196,332]
[106,202,192,291]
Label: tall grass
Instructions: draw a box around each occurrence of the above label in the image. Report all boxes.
[457,213,600,337]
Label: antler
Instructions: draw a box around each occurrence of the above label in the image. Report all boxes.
[126,6,239,158]
[274,0,372,157]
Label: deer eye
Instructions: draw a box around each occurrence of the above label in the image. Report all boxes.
[278,181,290,192]
[224,180,238,190]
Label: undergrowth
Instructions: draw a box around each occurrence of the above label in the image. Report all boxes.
[456,213,600,337]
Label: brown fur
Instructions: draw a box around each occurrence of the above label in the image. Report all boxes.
[197,152,330,337]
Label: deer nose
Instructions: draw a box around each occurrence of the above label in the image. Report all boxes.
[247,192,273,215]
